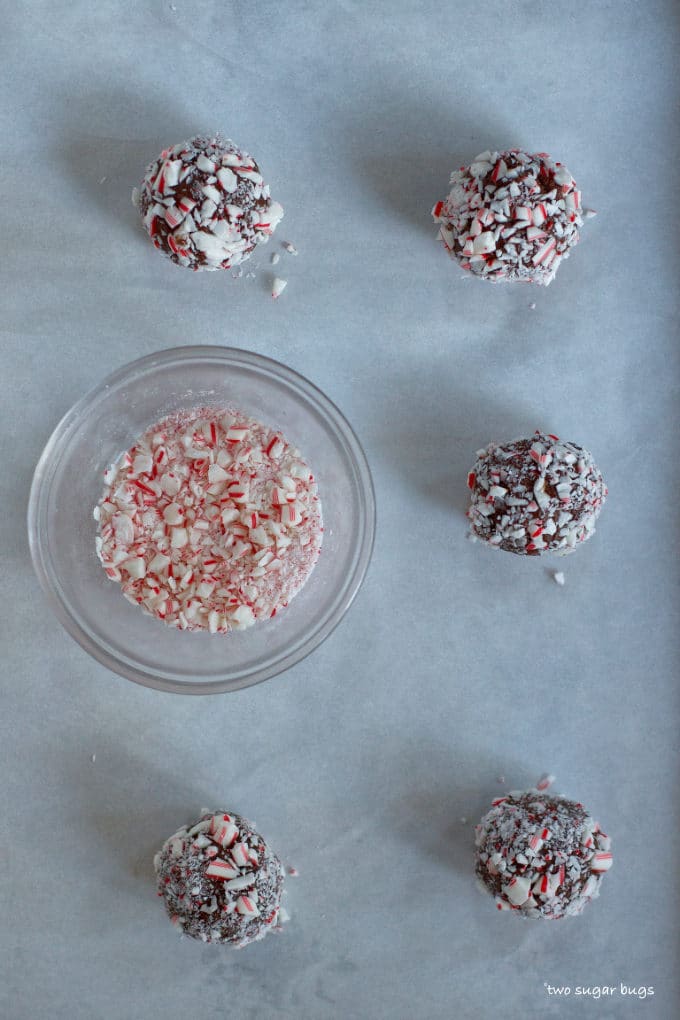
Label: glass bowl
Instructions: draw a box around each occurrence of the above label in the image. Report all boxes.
[28,346,375,694]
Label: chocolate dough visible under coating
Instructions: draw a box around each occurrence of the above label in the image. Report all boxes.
[154,810,284,946]
[475,791,612,919]
[136,135,283,271]
[467,431,607,555]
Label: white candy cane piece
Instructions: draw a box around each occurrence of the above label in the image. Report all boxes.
[123,557,146,579]
[112,512,135,546]
[503,876,531,905]
[207,463,229,484]
[532,239,557,266]
[209,815,239,847]
[171,527,188,548]
[226,426,249,442]
[196,154,217,173]
[164,205,184,228]
[236,895,260,917]
[235,167,263,184]
[148,552,171,573]
[581,874,599,898]
[280,503,299,526]
[591,852,613,872]
[230,605,255,627]
[225,873,255,891]
[162,159,182,189]
[271,277,287,299]
[230,843,251,868]
[132,453,153,476]
[216,167,237,192]
[472,231,495,255]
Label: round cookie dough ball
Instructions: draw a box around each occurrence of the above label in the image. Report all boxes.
[154,810,284,946]
[432,149,590,285]
[135,135,283,271]
[475,789,613,919]
[467,430,607,555]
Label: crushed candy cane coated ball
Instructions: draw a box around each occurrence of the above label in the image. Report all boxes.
[135,135,283,271]
[475,789,612,919]
[155,811,285,946]
[95,407,323,632]
[432,149,592,285]
[467,430,606,555]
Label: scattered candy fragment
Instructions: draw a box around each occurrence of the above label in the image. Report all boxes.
[271,277,287,299]
[135,135,283,272]
[96,406,322,633]
[271,252,280,265]
[282,241,298,255]
[155,811,285,946]
[475,784,612,919]
[466,430,607,555]
[432,149,589,285]
[536,774,556,792]
[553,571,565,586]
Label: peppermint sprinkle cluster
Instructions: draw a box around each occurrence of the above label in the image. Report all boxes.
[467,430,607,555]
[432,149,590,285]
[154,811,284,946]
[135,135,283,271]
[475,789,612,919]
[95,407,323,632]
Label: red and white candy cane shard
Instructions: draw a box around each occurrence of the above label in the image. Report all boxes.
[95,406,323,634]
[591,852,613,872]
[206,858,240,881]
[236,895,260,917]
[503,875,531,906]
[536,774,556,791]
[230,843,251,868]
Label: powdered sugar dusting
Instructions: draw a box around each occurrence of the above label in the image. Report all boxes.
[432,149,587,285]
[96,407,322,633]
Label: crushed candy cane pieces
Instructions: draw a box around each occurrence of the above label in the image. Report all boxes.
[135,135,283,273]
[96,406,322,634]
[475,786,612,919]
[433,149,589,286]
[467,431,607,556]
[155,810,285,947]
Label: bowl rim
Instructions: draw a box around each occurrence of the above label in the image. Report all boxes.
[27,345,376,694]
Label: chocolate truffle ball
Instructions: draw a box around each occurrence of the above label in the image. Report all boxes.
[475,788,613,918]
[432,149,590,285]
[154,810,284,946]
[467,430,607,555]
[134,135,283,271]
